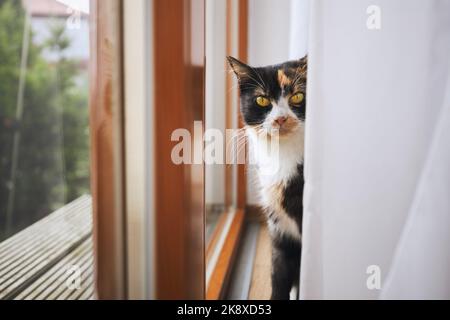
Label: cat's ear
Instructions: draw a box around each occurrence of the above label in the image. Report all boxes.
[227,56,252,80]
[298,55,308,71]
[299,55,308,65]
[294,55,308,74]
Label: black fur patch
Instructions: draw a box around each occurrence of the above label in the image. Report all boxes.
[271,233,301,300]
[282,164,304,234]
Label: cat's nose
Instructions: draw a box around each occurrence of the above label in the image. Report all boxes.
[274,116,287,126]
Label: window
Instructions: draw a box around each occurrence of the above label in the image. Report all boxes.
[0,0,92,300]
[204,0,247,300]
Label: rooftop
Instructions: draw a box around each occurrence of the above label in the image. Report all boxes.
[22,0,89,18]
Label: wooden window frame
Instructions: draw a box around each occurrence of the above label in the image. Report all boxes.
[153,0,205,300]
[89,0,127,300]
[92,0,206,300]
[205,0,248,300]
[91,0,247,300]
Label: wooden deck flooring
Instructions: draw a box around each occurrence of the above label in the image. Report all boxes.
[0,196,94,300]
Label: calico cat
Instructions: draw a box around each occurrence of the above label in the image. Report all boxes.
[227,56,307,300]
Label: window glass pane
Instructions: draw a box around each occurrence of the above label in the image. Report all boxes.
[0,0,90,240]
[205,0,235,246]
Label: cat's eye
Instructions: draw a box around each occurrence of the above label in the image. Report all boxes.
[289,92,304,106]
[256,96,271,107]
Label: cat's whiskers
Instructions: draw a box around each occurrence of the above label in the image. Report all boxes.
[235,142,248,163]
[226,128,246,153]
[227,64,268,95]
[291,69,303,87]
[225,132,247,166]
[249,66,269,92]
[231,83,263,94]
[245,72,268,93]
[227,67,264,90]
[292,64,307,88]
[225,124,266,165]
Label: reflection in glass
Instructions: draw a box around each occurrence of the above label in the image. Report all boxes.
[205,0,234,247]
[0,0,90,242]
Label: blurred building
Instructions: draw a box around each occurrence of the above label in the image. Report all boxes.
[21,0,89,67]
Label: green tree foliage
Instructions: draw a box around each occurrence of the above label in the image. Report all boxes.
[0,0,89,241]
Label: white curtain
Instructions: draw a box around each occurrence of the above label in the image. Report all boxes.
[301,0,450,299]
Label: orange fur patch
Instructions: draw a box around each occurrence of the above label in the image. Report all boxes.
[277,69,291,87]
[281,117,300,134]
[266,182,285,214]
[254,87,266,96]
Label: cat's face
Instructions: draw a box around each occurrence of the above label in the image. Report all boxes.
[227,56,307,138]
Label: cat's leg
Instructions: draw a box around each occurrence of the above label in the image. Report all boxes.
[289,285,299,300]
[270,235,301,300]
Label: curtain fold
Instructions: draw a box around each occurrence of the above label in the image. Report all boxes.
[289,0,309,59]
[380,74,450,299]
[301,0,450,299]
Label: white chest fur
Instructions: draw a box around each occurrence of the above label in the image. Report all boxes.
[247,126,304,240]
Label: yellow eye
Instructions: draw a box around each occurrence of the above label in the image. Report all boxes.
[289,92,304,105]
[256,96,271,107]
